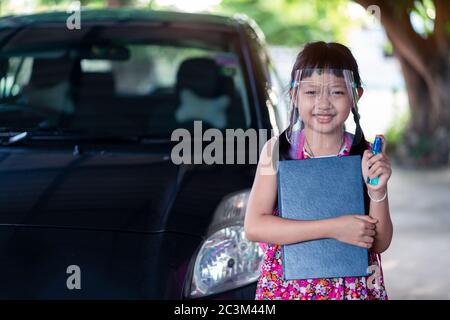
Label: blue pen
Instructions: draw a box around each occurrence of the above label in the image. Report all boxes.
[368,137,382,185]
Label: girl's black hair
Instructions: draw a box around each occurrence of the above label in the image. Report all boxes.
[278,41,371,213]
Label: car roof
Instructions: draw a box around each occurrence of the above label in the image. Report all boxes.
[0,7,250,30]
[0,8,268,55]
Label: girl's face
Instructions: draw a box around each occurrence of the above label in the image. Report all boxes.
[296,72,352,135]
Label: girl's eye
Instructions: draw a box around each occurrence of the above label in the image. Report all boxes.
[331,90,345,95]
[305,90,317,95]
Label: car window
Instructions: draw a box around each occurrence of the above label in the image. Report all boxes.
[244,28,288,135]
[0,25,253,138]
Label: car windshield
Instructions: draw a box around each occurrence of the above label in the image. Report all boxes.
[0,23,252,138]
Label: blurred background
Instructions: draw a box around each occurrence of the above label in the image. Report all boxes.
[1,0,449,299]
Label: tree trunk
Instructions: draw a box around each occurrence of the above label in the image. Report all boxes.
[354,0,450,167]
[396,53,450,166]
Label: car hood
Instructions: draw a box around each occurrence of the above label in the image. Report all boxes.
[0,149,253,236]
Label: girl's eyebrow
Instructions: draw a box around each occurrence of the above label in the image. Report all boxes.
[329,83,346,87]
[300,80,346,86]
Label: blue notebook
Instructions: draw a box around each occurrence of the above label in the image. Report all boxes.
[277,155,369,280]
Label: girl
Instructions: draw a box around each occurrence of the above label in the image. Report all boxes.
[244,41,393,300]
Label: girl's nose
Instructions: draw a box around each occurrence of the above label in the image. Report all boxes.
[316,95,333,110]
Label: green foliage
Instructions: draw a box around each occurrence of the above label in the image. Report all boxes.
[409,0,436,38]
[382,40,393,57]
[38,0,104,6]
[385,109,437,162]
[409,135,434,159]
[385,108,410,155]
[217,0,355,46]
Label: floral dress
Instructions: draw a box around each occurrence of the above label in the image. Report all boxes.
[255,130,388,300]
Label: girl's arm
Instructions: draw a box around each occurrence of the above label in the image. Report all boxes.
[244,136,377,247]
[362,135,394,254]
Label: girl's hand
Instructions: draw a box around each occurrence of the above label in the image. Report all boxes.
[362,134,392,193]
[331,215,378,248]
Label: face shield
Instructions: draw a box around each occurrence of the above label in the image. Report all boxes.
[286,68,361,158]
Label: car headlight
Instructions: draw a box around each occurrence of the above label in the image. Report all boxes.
[188,190,264,298]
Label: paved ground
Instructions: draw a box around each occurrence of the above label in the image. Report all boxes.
[382,165,450,299]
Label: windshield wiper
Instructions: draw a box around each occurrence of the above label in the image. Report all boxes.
[5,131,29,145]
[0,129,173,146]
[0,128,89,146]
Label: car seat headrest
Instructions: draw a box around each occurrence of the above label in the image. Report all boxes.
[176,57,221,98]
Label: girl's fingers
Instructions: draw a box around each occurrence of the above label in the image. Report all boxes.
[367,153,387,167]
[364,147,392,188]
[365,222,376,230]
[368,161,386,175]
[368,159,391,173]
[358,241,372,249]
[381,157,391,167]
[354,215,378,224]
[369,164,387,178]
[368,160,383,172]
[363,149,372,161]
[369,165,391,180]
[362,236,374,244]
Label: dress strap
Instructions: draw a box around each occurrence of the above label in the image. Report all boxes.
[339,131,353,157]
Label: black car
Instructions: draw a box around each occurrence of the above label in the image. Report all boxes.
[0,8,288,299]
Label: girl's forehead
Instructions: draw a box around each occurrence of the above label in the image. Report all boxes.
[302,72,344,82]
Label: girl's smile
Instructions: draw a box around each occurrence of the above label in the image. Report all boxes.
[313,114,336,124]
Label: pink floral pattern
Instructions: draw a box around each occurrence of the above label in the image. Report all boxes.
[255,131,388,300]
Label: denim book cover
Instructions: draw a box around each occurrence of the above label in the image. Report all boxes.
[277,155,369,280]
